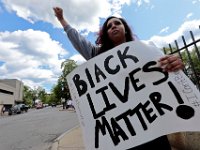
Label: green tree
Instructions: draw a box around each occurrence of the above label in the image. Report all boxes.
[23,85,48,107]
[23,85,34,106]
[50,83,62,104]
[58,59,78,101]
[181,48,200,83]
[48,93,57,104]
[35,86,47,104]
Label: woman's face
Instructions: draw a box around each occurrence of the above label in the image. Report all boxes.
[106,18,126,46]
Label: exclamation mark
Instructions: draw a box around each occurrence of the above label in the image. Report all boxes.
[168,81,195,120]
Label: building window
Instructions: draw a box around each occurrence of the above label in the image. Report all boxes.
[0,89,14,95]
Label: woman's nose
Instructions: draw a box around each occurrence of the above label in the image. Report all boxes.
[111,24,116,29]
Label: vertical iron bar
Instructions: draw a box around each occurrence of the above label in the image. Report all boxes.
[190,31,200,60]
[163,47,167,54]
[182,35,200,89]
[169,44,173,53]
[174,40,183,60]
[174,40,188,75]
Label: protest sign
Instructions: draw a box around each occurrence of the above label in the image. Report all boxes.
[67,41,200,150]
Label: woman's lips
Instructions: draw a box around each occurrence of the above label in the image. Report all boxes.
[112,30,119,35]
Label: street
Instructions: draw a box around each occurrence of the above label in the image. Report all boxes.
[0,106,79,150]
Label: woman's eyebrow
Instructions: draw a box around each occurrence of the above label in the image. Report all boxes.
[107,20,119,26]
[107,23,112,28]
[114,20,121,24]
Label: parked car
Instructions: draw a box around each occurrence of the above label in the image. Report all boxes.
[35,102,43,109]
[18,104,29,112]
[43,103,49,107]
[3,105,13,115]
[12,105,21,114]
[51,103,57,107]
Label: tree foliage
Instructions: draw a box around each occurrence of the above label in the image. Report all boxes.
[181,48,200,83]
[23,85,48,107]
[23,60,78,106]
[51,59,78,103]
[23,85,34,106]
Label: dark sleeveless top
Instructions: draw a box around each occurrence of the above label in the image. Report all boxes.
[127,136,171,150]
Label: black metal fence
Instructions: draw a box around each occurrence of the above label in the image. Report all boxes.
[163,26,200,90]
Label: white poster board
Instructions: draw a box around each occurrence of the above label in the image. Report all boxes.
[67,41,200,150]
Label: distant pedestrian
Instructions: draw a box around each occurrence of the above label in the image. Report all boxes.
[1,106,5,116]
[61,98,66,109]
[66,99,72,109]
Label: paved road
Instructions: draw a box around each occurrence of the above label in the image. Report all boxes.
[0,106,79,150]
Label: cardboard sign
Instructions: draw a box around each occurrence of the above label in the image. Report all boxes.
[67,41,200,150]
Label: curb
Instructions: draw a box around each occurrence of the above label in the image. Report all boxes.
[51,125,80,150]
[51,141,58,150]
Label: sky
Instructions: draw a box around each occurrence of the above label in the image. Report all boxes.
[0,0,200,93]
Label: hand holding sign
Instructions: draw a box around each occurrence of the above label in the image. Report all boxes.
[159,55,184,72]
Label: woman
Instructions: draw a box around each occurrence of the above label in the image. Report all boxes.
[53,7,184,150]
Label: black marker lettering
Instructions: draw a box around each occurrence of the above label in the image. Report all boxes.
[85,68,95,88]
[142,100,157,123]
[96,86,116,115]
[86,93,105,119]
[108,77,130,103]
[116,110,136,136]
[129,68,146,92]
[143,61,169,85]
[130,103,148,130]
[150,92,173,116]
[117,46,139,68]
[95,116,118,148]
[104,55,120,74]
[95,64,107,83]
[111,118,129,144]
[72,74,87,97]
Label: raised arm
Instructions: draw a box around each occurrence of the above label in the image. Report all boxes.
[53,7,68,28]
[53,7,99,60]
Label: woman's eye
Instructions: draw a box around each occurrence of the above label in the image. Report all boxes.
[107,20,121,30]
[107,24,111,29]
[114,21,121,25]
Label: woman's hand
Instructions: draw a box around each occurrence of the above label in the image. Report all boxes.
[53,7,68,27]
[53,7,64,21]
[159,55,184,72]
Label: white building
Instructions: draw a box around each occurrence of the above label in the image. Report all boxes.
[0,79,23,111]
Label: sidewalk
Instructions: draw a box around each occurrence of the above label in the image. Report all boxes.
[51,125,85,150]
[51,125,200,150]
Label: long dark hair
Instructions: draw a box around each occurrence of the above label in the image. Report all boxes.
[96,16,134,54]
